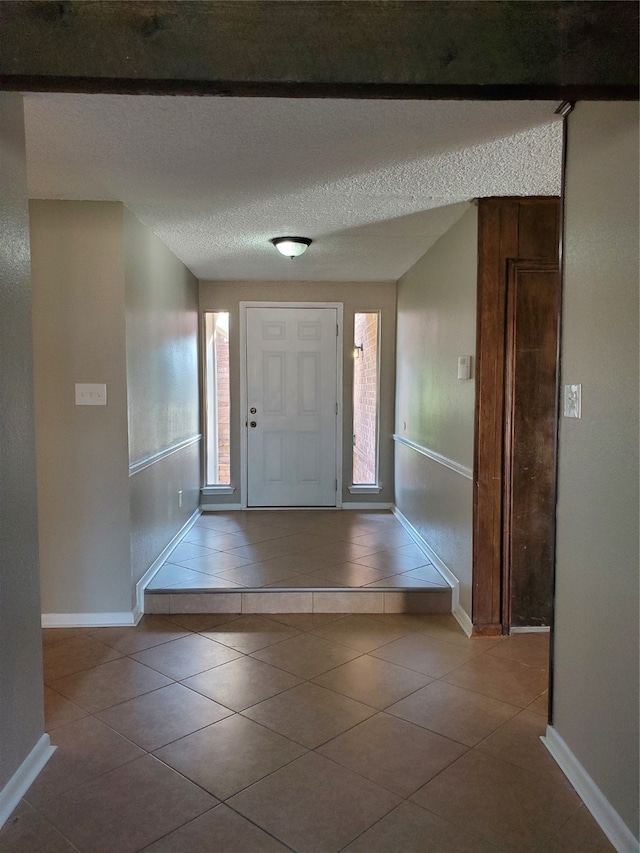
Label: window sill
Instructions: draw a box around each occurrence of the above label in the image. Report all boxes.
[201,485,236,495]
[348,485,382,494]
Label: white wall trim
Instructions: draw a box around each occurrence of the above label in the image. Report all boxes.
[201,485,236,495]
[348,485,383,494]
[343,502,393,510]
[41,509,203,626]
[201,502,243,511]
[200,503,395,512]
[42,611,141,628]
[450,595,473,637]
[542,725,639,853]
[0,734,55,829]
[393,434,473,480]
[136,506,202,612]
[392,505,472,636]
[510,626,551,634]
[128,434,201,477]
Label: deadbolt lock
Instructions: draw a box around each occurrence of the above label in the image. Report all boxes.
[250,407,257,414]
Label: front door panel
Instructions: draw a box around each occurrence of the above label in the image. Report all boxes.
[246,307,338,507]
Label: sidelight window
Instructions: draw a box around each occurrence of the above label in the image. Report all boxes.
[204,312,230,485]
[352,312,379,486]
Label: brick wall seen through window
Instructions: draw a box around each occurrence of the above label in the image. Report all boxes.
[205,312,230,485]
[352,312,379,485]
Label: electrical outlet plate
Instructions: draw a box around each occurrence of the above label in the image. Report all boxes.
[563,384,581,418]
[75,383,107,406]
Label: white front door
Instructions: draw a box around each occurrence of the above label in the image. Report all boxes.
[246,306,338,507]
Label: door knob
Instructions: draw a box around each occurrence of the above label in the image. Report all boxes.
[250,421,257,428]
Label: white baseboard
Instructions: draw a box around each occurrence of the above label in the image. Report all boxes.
[200,503,394,512]
[0,734,55,829]
[510,626,551,634]
[392,505,472,636]
[136,507,202,612]
[41,510,203,628]
[451,601,473,637]
[542,725,639,853]
[343,502,393,510]
[200,502,243,511]
[42,611,141,628]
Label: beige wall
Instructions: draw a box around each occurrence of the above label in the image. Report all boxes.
[199,280,396,506]
[0,93,46,793]
[30,201,132,615]
[30,201,201,615]
[394,205,477,616]
[124,209,199,463]
[124,209,200,585]
[553,102,639,840]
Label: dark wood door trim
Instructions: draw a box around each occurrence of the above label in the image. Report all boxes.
[473,201,508,634]
[503,260,560,629]
[473,197,560,636]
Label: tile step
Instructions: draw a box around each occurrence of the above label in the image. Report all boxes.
[145,587,452,615]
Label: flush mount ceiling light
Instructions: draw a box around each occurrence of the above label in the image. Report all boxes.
[270,236,312,259]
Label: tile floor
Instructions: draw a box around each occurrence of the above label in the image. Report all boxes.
[146,510,450,593]
[145,510,452,616]
[3,614,615,852]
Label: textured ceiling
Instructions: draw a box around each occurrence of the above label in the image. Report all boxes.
[23,95,563,281]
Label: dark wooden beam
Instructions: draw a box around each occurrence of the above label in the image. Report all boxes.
[0,1,637,98]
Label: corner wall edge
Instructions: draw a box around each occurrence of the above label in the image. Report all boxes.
[0,734,55,829]
[542,725,639,853]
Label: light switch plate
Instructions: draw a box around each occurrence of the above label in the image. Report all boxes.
[75,383,107,406]
[563,384,581,418]
[457,355,472,380]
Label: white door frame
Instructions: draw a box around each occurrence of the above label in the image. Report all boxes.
[239,301,344,509]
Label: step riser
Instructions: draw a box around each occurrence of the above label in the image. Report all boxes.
[145,588,451,615]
